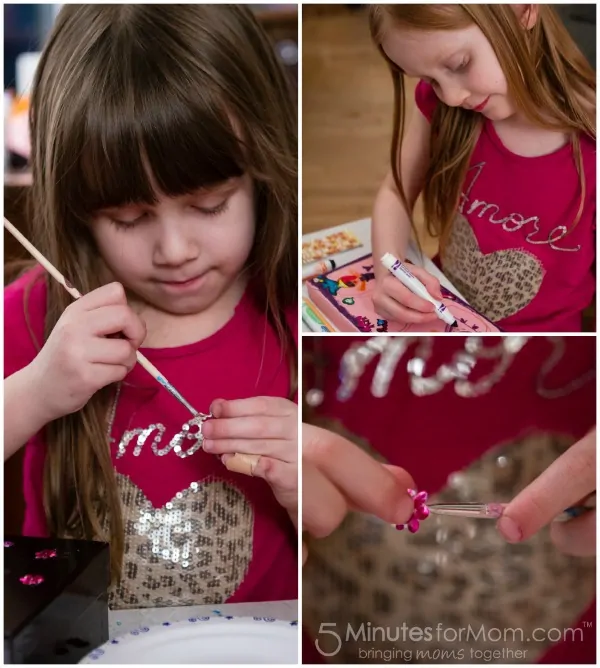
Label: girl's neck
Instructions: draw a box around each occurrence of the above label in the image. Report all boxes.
[134,274,248,349]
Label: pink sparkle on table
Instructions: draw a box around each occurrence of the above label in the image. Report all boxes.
[35,549,58,559]
[20,574,45,586]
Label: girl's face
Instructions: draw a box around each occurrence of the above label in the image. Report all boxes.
[381,24,517,121]
[90,174,255,315]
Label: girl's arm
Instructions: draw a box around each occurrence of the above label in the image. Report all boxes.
[372,106,432,278]
[4,365,54,461]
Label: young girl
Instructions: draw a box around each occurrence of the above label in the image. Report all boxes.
[4,5,298,610]
[369,5,595,332]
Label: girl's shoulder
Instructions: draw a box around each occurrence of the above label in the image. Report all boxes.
[4,266,47,378]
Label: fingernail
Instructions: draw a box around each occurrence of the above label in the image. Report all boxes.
[210,400,224,418]
[202,439,213,451]
[221,454,232,465]
[497,516,522,542]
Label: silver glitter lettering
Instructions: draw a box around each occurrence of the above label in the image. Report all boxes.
[116,415,208,460]
[461,162,581,253]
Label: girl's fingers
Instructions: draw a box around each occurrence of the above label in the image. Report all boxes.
[203,438,296,463]
[550,511,596,557]
[498,430,596,542]
[86,305,147,347]
[203,415,290,441]
[78,282,127,310]
[222,454,297,493]
[304,423,415,526]
[211,396,296,418]
[376,293,440,325]
[251,455,297,491]
[87,338,136,367]
[303,462,349,538]
[382,275,438,315]
[406,264,444,301]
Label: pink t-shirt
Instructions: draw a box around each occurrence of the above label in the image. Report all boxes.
[415,80,595,332]
[4,267,298,609]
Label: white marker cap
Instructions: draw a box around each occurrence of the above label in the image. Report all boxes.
[380,253,397,271]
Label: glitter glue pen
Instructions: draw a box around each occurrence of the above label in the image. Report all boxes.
[427,497,596,523]
[380,252,457,328]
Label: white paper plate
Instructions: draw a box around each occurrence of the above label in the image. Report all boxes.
[80,616,298,664]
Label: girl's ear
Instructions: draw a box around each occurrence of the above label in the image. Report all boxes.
[512,4,539,30]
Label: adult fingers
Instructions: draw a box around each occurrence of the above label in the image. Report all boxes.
[497,430,596,542]
[550,511,596,557]
[304,423,415,526]
[303,461,349,538]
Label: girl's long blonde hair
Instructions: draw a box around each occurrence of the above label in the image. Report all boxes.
[23,5,297,582]
[369,4,596,251]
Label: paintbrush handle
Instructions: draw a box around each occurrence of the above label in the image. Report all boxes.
[4,218,83,300]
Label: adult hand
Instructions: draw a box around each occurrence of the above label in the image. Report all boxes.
[497,428,596,556]
[303,423,416,565]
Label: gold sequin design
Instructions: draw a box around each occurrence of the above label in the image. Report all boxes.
[303,423,595,663]
[443,213,545,322]
[109,473,254,610]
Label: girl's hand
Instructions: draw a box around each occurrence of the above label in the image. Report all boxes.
[497,428,596,556]
[29,282,146,423]
[203,397,298,526]
[303,423,415,565]
[373,263,443,325]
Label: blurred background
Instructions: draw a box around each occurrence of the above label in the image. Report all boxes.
[3,2,298,536]
[303,4,596,257]
[3,3,297,257]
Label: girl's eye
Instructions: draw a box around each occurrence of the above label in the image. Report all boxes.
[110,213,147,229]
[451,58,469,73]
[193,199,230,217]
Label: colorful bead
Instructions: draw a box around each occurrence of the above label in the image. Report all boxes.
[395,487,431,534]
[4,541,13,547]
[20,574,44,585]
[414,490,429,504]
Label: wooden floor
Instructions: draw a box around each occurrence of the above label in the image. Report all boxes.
[302,6,437,256]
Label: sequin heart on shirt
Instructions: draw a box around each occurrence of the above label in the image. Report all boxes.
[443,213,545,322]
[109,473,253,610]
